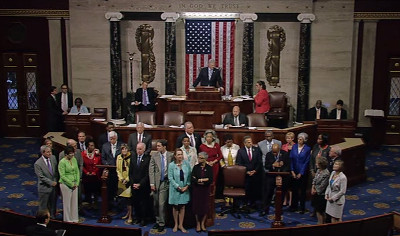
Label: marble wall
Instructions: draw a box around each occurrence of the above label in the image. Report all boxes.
[69,0,360,122]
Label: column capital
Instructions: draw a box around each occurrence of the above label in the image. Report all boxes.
[105,12,123,22]
[239,13,258,23]
[297,13,315,23]
[161,12,180,22]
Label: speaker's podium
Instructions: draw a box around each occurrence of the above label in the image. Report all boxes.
[187,86,222,100]
[268,171,290,228]
[96,164,116,223]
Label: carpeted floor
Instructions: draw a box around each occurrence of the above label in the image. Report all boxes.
[0,138,399,235]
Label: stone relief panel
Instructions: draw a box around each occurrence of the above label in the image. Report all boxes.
[135,24,156,83]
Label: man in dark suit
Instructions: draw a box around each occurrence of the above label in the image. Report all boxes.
[306,100,328,121]
[46,86,66,132]
[128,122,152,155]
[328,145,342,172]
[26,210,57,236]
[193,59,224,89]
[236,136,262,207]
[261,143,291,216]
[134,81,158,111]
[101,131,123,208]
[176,121,202,151]
[223,105,249,127]
[56,84,73,113]
[129,142,151,226]
[329,99,348,119]
[34,145,59,219]
[98,122,121,149]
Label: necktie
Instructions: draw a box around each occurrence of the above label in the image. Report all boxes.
[62,93,68,112]
[138,133,142,143]
[112,145,116,157]
[235,116,239,126]
[228,149,233,166]
[317,109,320,119]
[208,69,212,80]
[80,143,84,150]
[137,155,141,167]
[248,148,252,161]
[190,135,195,147]
[143,90,148,106]
[268,142,272,152]
[160,154,165,181]
[46,158,53,175]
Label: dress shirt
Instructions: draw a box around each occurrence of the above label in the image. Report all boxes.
[186,132,196,148]
[111,144,116,157]
[61,93,68,112]
[316,108,321,119]
[221,144,240,167]
[336,109,342,119]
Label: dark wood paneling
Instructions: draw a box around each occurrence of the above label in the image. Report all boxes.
[355,0,400,12]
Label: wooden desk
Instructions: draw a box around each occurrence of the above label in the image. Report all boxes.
[311,119,357,144]
[64,113,106,138]
[337,138,367,186]
[156,98,254,128]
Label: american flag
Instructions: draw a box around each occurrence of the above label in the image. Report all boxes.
[185,20,236,95]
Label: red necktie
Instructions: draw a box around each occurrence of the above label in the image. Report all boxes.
[248,148,252,161]
[138,133,142,143]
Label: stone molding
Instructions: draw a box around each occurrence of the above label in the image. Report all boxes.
[239,13,258,23]
[354,12,400,20]
[0,9,69,18]
[297,13,315,23]
[161,12,180,22]
[105,12,123,22]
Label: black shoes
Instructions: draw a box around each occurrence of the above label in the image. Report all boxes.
[152,223,159,229]
[157,226,165,232]
[139,220,146,227]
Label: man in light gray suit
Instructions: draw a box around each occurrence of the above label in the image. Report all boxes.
[34,145,59,218]
[257,130,282,215]
[149,139,173,232]
[128,122,152,155]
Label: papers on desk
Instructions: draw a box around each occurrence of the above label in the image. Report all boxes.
[144,124,153,128]
[127,124,136,127]
[170,97,185,100]
[127,123,153,128]
[248,126,257,130]
[232,98,243,102]
[214,124,224,129]
[364,109,384,117]
[169,125,184,128]
[93,118,106,122]
[68,113,91,115]
[160,95,174,99]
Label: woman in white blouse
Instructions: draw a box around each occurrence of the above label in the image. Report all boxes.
[180,136,198,169]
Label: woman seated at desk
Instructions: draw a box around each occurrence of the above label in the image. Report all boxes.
[69,97,89,114]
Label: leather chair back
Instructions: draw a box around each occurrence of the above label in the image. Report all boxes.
[267,91,289,121]
[93,108,107,120]
[247,113,267,127]
[135,111,156,125]
[163,111,184,126]
[223,165,246,188]
[221,112,230,123]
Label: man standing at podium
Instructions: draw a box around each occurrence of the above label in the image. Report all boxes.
[193,59,223,89]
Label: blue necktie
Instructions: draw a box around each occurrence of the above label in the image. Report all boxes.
[137,155,141,167]
[160,154,165,181]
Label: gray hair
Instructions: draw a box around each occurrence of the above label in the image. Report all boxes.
[109,131,118,138]
[66,139,76,146]
[40,145,51,154]
[137,142,146,150]
[184,121,193,129]
[137,122,144,127]
[330,145,342,156]
[208,59,215,64]
[297,132,308,142]
[198,152,208,159]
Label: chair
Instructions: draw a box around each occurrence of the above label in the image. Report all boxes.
[219,165,247,219]
[247,113,267,127]
[93,108,107,120]
[267,91,289,126]
[163,111,184,126]
[135,111,156,125]
[221,112,230,123]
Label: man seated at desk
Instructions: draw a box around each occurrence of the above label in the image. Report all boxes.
[133,81,157,112]
[223,106,248,127]
[193,59,224,90]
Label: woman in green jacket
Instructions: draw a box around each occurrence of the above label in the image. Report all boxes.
[59,146,80,222]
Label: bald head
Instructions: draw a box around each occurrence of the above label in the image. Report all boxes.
[232,106,240,117]
[272,143,280,156]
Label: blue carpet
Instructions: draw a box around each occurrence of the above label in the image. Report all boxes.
[0,137,399,235]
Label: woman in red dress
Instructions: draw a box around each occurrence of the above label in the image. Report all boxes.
[254,80,270,114]
[199,130,223,186]
[81,141,101,206]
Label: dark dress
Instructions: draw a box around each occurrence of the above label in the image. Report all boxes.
[191,163,213,216]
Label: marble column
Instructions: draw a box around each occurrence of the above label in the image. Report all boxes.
[64,18,72,89]
[47,17,64,87]
[105,12,123,119]
[296,13,315,122]
[240,13,257,96]
[161,12,179,95]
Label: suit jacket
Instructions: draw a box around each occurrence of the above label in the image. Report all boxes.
[34,156,59,193]
[128,132,152,155]
[312,168,330,195]
[325,171,347,204]
[290,144,311,175]
[223,113,249,126]
[176,132,202,152]
[26,224,57,236]
[129,152,150,193]
[306,106,328,121]
[265,150,291,173]
[235,146,262,173]
[56,91,73,111]
[58,150,83,175]
[101,141,123,166]
[329,108,347,120]
[193,67,223,87]
[135,87,157,111]
[46,95,63,132]
[191,163,213,186]
[149,151,173,190]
